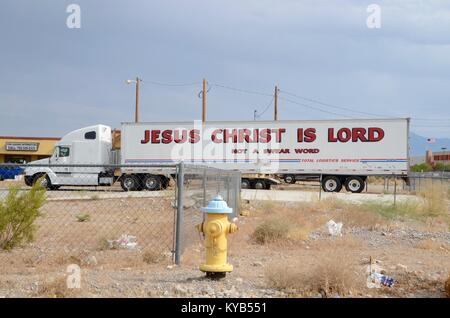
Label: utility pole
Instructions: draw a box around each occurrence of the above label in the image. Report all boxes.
[202,78,207,123]
[274,85,279,121]
[135,77,140,123]
[126,77,141,123]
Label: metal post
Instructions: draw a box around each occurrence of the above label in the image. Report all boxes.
[135,77,140,123]
[393,176,397,207]
[202,169,206,223]
[202,170,207,206]
[202,79,207,123]
[319,174,322,201]
[274,85,278,121]
[226,175,230,203]
[175,162,184,265]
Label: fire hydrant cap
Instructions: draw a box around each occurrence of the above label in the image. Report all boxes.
[201,195,233,214]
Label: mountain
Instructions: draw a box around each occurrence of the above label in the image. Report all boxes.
[409,132,450,156]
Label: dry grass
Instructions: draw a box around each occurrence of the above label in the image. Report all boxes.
[251,219,291,244]
[418,183,449,217]
[142,250,165,264]
[266,247,363,297]
[36,276,81,298]
[250,201,326,244]
[415,238,449,252]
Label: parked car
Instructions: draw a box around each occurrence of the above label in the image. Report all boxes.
[0,166,24,181]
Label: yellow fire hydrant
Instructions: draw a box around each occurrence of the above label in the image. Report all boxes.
[196,195,238,279]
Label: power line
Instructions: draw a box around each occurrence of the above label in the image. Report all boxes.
[279,96,358,118]
[211,83,273,97]
[141,79,201,87]
[255,96,275,119]
[279,90,390,118]
[280,89,450,122]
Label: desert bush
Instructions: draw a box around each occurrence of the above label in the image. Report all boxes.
[251,219,290,244]
[0,179,46,250]
[36,276,80,298]
[76,213,90,222]
[266,250,361,297]
[142,250,165,264]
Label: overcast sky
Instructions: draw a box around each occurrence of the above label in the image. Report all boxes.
[1,0,449,138]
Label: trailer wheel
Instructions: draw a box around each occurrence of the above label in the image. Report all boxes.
[241,179,251,189]
[344,176,365,193]
[253,180,266,190]
[322,176,342,192]
[143,175,161,191]
[284,175,296,184]
[121,175,139,191]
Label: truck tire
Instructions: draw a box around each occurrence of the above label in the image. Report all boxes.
[344,176,365,193]
[284,175,296,184]
[121,175,139,191]
[322,176,342,192]
[253,180,266,190]
[143,175,161,191]
[241,179,251,189]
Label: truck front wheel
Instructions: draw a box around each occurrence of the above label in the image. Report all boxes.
[322,176,342,192]
[344,176,365,193]
[121,175,139,191]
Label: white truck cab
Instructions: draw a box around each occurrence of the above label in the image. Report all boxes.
[25,125,115,189]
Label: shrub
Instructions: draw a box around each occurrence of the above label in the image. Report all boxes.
[410,163,433,172]
[0,179,46,250]
[142,250,165,264]
[76,213,90,222]
[251,219,290,244]
[266,249,360,297]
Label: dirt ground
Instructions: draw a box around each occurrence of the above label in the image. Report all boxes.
[0,182,449,298]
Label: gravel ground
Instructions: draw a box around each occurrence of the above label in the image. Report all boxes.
[0,195,449,298]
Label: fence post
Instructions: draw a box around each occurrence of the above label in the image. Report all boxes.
[202,169,207,207]
[393,176,397,207]
[175,162,184,265]
[319,174,322,201]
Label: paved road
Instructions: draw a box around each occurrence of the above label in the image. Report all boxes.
[0,184,417,204]
[241,189,418,204]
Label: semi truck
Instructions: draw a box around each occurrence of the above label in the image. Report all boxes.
[24,118,410,193]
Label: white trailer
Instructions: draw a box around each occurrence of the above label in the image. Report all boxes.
[25,118,409,193]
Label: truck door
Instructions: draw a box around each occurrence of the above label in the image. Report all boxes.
[50,145,72,184]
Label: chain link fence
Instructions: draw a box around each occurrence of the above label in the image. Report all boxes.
[0,163,240,273]
[174,164,241,264]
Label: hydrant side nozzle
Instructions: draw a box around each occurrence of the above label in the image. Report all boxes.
[229,223,238,234]
[196,222,204,233]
